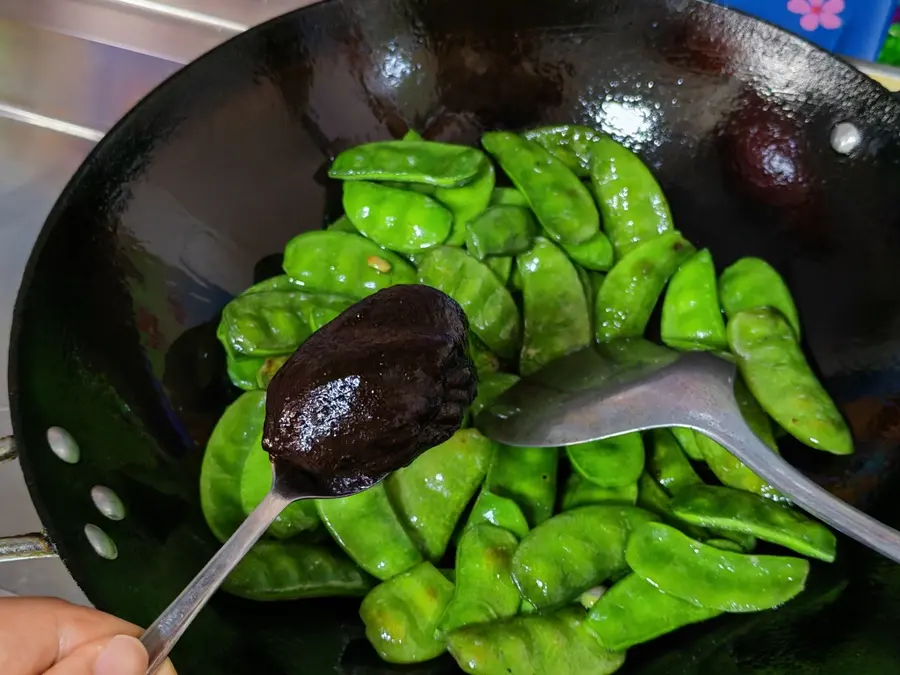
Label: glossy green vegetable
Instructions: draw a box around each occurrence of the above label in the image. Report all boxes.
[239,448,319,539]
[437,524,520,634]
[436,161,496,246]
[518,238,592,375]
[326,214,358,233]
[626,522,809,612]
[402,129,424,141]
[255,355,288,389]
[734,376,780,451]
[728,308,853,455]
[694,432,782,502]
[561,232,615,272]
[661,249,727,351]
[418,246,521,359]
[223,540,373,600]
[671,427,704,461]
[589,136,674,258]
[522,124,604,177]
[200,391,267,542]
[317,483,423,580]
[305,294,355,332]
[343,181,452,253]
[595,232,695,341]
[469,337,501,377]
[566,433,645,488]
[670,485,837,562]
[484,444,558,527]
[223,349,266,391]
[705,538,745,553]
[387,429,493,560]
[648,429,702,496]
[466,206,537,260]
[485,256,513,284]
[490,187,529,207]
[447,607,626,675]
[511,505,657,608]
[219,291,312,357]
[330,140,485,187]
[720,257,801,339]
[360,562,455,663]
[466,490,530,540]
[561,473,638,510]
[283,231,417,299]
[586,573,720,651]
[482,132,599,245]
[471,372,520,417]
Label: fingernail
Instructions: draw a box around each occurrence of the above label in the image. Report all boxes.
[94,635,149,675]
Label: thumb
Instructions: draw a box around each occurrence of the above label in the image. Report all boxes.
[92,635,147,675]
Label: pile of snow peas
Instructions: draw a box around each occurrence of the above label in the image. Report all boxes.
[201,124,854,674]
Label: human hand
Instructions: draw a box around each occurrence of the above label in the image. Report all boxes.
[0,597,176,675]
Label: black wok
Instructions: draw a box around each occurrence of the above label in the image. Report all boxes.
[8,0,900,672]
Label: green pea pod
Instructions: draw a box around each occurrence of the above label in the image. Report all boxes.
[223,540,373,600]
[437,524,520,634]
[326,215,358,233]
[306,295,355,332]
[671,427,704,461]
[626,522,809,612]
[509,264,524,292]
[255,355,289,389]
[511,505,658,609]
[561,232,615,272]
[386,429,493,561]
[471,372,520,417]
[694,431,783,502]
[728,308,853,455]
[489,187,529,207]
[242,275,303,294]
[661,249,727,351]
[446,607,626,675]
[482,132,599,245]
[586,573,720,651]
[648,429,702,496]
[316,483,423,580]
[595,232,696,342]
[239,448,319,539]
[522,124,605,177]
[283,231,417,299]
[566,433,645,489]
[360,562,455,664]
[469,337,501,377]
[588,136,674,258]
[224,350,266,391]
[734,376,779,450]
[200,391,267,542]
[466,206,537,260]
[342,181,452,254]
[435,160,496,246]
[418,246,521,359]
[402,129,424,141]
[329,140,485,187]
[706,538,746,553]
[466,490,530,540]
[219,291,312,357]
[518,238,592,376]
[670,485,837,562]
[719,257,801,339]
[485,256,513,284]
[561,472,638,511]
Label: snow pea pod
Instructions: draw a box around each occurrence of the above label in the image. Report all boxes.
[329,140,485,187]
[482,132,599,245]
[670,485,837,562]
[223,540,373,601]
[435,160,496,246]
[402,129,424,141]
[343,181,452,254]
[561,232,615,272]
[223,348,266,391]
[586,573,720,651]
[316,483,423,580]
[661,249,727,351]
[471,372,520,417]
[671,427,704,461]
[466,206,537,260]
[485,256,513,284]
[283,231,417,299]
[522,124,604,177]
[694,432,783,502]
[386,429,493,561]
[595,232,695,342]
[326,214,358,233]
[360,562,455,664]
[219,291,312,357]
[720,257,801,339]
[437,524,520,634]
[484,444,558,527]
[255,355,288,389]
[200,391,266,542]
[561,472,638,511]
[518,238,592,376]
[648,429,702,496]
[511,505,658,609]
[626,522,809,612]
[566,432,645,489]
[490,187,529,207]
[589,136,674,258]
[447,607,626,675]
[239,448,319,539]
[728,308,853,455]
[466,490,530,540]
[418,246,521,359]
[469,337,501,377]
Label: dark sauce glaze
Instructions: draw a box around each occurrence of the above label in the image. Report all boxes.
[262,285,476,496]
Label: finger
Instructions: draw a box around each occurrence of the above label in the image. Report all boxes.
[43,634,145,675]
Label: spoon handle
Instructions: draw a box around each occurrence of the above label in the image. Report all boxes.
[140,489,295,674]
[709,415,900,564]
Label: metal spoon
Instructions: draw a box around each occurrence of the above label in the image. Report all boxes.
[476,347,900,564]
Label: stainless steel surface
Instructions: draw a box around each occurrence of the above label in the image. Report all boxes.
[477,349,900,564]
[0,533,56,562]
[141,484,297,675]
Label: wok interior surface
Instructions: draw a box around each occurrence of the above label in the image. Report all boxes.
[9,0,900,672]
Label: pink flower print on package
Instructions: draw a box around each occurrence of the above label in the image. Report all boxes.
[787,0,845,32]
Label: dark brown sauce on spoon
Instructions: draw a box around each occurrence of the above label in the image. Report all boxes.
[262,284,476,496]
